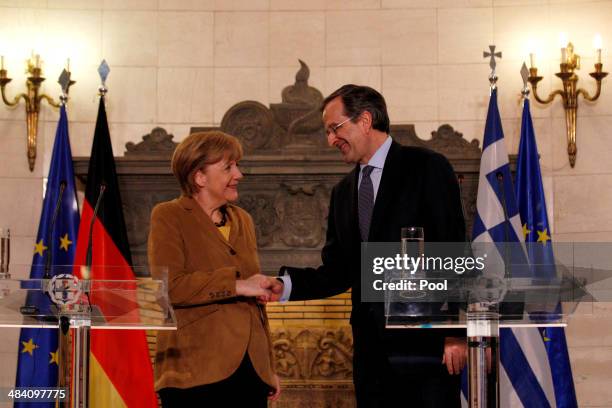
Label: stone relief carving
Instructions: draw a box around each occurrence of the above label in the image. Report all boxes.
[123,191,177,249]
[220,101,277,152]
[276,184,328,248]
[312,330,353,379]
[280,60,323,107]
[390,123,482,159]
[237,183,330,249]
[427,124,482,159]
[272,327,353,381]
[273,329,301,379]
[274,60,326,148]
[125,127,178,156]
[237,193,280,247]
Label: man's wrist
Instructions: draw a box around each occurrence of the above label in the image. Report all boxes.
[276,268,292,303]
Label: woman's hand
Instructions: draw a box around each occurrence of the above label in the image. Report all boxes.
[235,274,274,299]
[268,374,281,402]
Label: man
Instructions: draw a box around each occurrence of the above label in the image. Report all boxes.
[268,85,467,407]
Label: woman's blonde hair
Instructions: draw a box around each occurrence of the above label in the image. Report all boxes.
[171,131,243,196]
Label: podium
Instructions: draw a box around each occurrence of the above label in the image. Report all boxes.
[0,265,176,407]
[360,240,604,408]
[383,265,589,408]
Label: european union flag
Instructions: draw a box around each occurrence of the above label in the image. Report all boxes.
[515,98,578,408]
[14,104,80,407]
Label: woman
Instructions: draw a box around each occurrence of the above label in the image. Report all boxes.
[148,131,280,407]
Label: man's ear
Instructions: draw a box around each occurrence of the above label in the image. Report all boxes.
[359,110,373,133]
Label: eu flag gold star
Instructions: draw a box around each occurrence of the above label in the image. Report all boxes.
[21,338,39,356]
[537,228,551,244]
[33,239,48,257]
[59,233,72,251]
[50,349,59,365]
[522,223,531,239]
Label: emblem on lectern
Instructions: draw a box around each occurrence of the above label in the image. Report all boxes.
[47,274,83,305]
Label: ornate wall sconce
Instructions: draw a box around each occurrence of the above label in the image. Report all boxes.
[0,54,75,171]
[527,41,607,167]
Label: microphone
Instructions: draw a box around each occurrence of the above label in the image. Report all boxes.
[43,181,67,280]
[0,228,9,277]
[457,174,471,244]
[83,183,106,280]
[495,172,510,245]
[495,171,512,285]
[495,173,524,318]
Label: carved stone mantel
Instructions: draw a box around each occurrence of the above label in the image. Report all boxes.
[73,61,515,407]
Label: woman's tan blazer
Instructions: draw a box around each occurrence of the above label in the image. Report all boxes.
[148,196,276,391]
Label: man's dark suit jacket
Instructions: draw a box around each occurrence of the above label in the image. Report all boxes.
[283,140,466,380]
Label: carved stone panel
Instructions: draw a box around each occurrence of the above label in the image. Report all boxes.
[221,101,279,152]
[125,127,178,157]
[273,327,353,381]
[237,183,330,249]
[271,327,355,408]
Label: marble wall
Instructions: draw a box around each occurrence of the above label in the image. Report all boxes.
[0,0,610,406]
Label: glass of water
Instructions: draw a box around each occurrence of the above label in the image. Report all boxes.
[401,226,424,257]
[399,226,425,302]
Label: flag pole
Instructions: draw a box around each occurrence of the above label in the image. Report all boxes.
[56,72,72,408]
[467,45,504,408]
[68,60,110,408]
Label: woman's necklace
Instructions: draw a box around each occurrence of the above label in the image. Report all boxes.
[213,206,227,227]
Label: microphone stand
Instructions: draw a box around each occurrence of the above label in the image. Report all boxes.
[496,172,511,281]
[44,181,67,280]
[20,182,66,316]
[70,183,105,408]
[84,184,105,278]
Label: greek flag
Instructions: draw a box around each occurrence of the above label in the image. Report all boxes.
[461,89,577,407]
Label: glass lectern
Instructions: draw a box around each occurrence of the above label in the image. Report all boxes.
[0,265,176,408]
[383,266,590,408]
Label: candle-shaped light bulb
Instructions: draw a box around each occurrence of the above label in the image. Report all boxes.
[66,58,70,72]
[0,55,4,70]
[594,34,603,64]
[34,54,40,69]
[559,32,568,62]
[526,38,537,69]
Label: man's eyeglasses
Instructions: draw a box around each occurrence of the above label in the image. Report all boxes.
[326,116,355,136]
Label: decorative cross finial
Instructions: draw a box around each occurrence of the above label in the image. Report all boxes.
[520,62,530,98]
[483,45,502,71]
[97,59,110,96]
[483,45,502,88]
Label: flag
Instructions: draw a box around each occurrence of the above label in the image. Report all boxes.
[462,88,555,407]
[514,98,578,408]
[15,104,80,407]
[73,95,157,408]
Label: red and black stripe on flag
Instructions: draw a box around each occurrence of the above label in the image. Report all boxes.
[73,95,157,407]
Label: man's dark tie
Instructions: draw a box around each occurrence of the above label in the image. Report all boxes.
[358,165,375,241]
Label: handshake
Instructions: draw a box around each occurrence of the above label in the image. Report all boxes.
[235,274,284,303]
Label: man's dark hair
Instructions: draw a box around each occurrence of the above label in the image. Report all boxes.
[321,84,390,134]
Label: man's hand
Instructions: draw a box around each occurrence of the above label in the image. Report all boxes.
[442,337,467,375]
[235,274,273,299]
[258,277,284,303]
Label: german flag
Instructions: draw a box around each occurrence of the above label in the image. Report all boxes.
[73,95,157,407]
